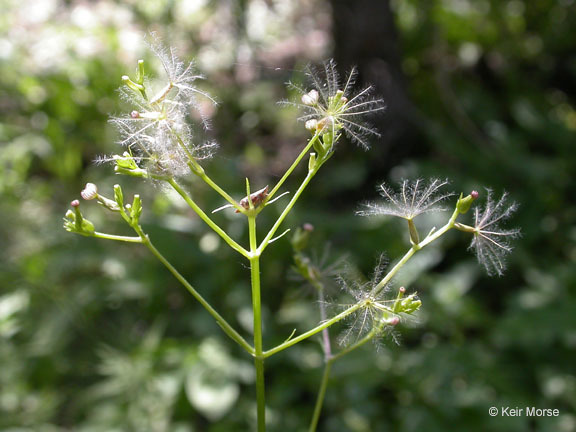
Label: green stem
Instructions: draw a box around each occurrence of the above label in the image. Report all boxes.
[267,133,320,201]
[92,232,143,243]
[263,302,362,358]
[372,247,417,295]
[310,311,395,431]
[309,360,332,432]
[307,281,332,432]
[133,225,254,355]
[330,329,377,362]
[316,286,332,359]
[258,166,319,254]
[173,134,244,212]
[372,206,461,295]
[419,206,460,247]
[167,178,249,258]
[198,170,244,213]
[248,216,266,432]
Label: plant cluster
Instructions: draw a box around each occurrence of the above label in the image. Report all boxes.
[64,39,519,431]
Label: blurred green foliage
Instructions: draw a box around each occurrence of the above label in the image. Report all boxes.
[1,0,575,431]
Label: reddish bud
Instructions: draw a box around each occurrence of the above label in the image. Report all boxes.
[399,287,406,293]
[471,190,479,200]
[236,186,269,213]
[130,111,140,119]
[388,316,400,326]
[71,200,80,207]
[303,223,314,232]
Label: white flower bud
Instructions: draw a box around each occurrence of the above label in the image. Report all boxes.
[81,183,98,200]
[305,119,318,131]
[302,89,319,106]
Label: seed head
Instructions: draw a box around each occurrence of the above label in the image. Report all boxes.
[469,189,520,276]
[286,59,385,150]
[358,178,453,220]
[108,35,218,178]
[337,255,420,347]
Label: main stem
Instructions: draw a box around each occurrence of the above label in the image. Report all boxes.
[249,216,266,431]
[309,360,332,432]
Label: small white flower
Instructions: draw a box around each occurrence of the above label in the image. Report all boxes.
[81,183,98,200]
[305,119,318,131]
[301,89,319,106]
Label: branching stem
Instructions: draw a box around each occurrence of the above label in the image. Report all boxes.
[167,178,249,258]
[131,224,254,355]
[267,133,320,201]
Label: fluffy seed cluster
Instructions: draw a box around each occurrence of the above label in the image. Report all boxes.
[337,255,419,347]
[469,190,520,276]
[358,178,453,220]
[108,36,217,177]
[287,59,386,150]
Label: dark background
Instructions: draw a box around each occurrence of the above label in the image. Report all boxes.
[1,0,575,431]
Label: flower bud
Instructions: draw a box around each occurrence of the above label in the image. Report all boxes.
[305,119,318,131]
[308,152,317,171]
[330,90,345,107]
[130,110,140,119]
[130,194,142,222]
[387,316,400,326]
[113,184,124,208]
[64,200,95,235]
[393,286,406,313]
[122,75,144,93]
[400,294,422,314]
[456,191,480,215]
[81,183,98,200]
[302,89,319,106]
[136,59,145,84]
[291,224,314,252]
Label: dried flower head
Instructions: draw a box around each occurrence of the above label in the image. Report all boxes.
[107,35,217,177]
[467,190,520,276]
[337,255,421,347]
[286,59,385,150]
[358,178,453,220]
